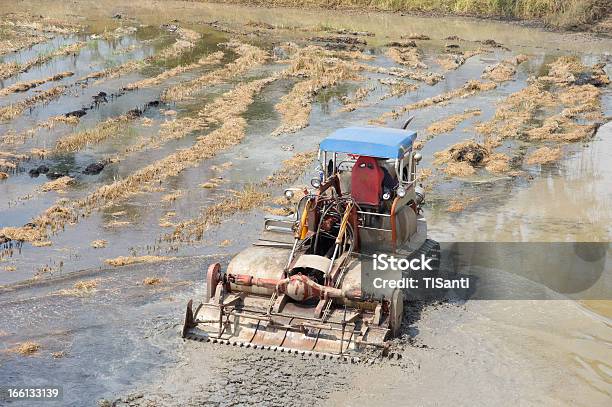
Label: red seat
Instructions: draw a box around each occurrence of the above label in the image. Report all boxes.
[351,156,383,207]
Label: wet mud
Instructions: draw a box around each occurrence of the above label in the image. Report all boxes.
[0,1,610,406]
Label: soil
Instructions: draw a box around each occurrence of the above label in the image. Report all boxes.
[0,1,610,406]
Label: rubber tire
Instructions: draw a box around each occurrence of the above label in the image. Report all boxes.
[205,263,221,302]
[389,288,404,338]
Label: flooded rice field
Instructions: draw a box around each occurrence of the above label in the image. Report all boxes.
[0,1,611,406]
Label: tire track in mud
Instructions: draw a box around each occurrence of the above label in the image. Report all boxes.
[116,348,353,407]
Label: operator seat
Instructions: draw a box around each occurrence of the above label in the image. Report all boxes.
[351,156,384,207]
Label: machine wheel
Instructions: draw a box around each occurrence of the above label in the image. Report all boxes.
[389,288,404,338]
[418,239,440,273]
[205,263,221,302]
[405,239,440,276]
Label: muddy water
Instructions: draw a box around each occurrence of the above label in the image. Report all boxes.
[0,1,611,406]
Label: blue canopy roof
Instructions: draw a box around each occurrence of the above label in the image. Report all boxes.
[319,127,417,159]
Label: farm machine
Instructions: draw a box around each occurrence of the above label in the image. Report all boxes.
[182,126,439,360]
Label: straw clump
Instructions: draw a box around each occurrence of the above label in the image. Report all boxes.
[558,84,602,119]
[434,140,489,177]
[91,239,107,248]
[170,150,316,242]
[171,185,270,241]
[162,191,184,202]
[123,51,224,91]
[0,202,77,244]
[477,57,605,144]
[57,279,100,296]
[482,54,529,82]
[386,46,426,69]
[271,47,361,136]
[266,151,317,186]
[364,64,443,85]
[484,153,511,173]
[105,256,176,267]
[162,41,269,102]
[39,176,75,193]
[426,109,481,135]
[0,86,65,121]
[340,86,374,112]
[378,79,418,100]
[371,80,495,125]
[525,147,563,165]
[0,71,73,97]
[12,341,41,355]
[447,197,480,212]
[0,36,46,61]
[2,115,80,146]
[476,81,556,141]
[143,277,163,286]
[539,56,609,86]
[437,48,489,71]
[54,116,131,153]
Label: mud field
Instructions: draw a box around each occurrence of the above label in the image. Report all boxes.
[0,1,611,406]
